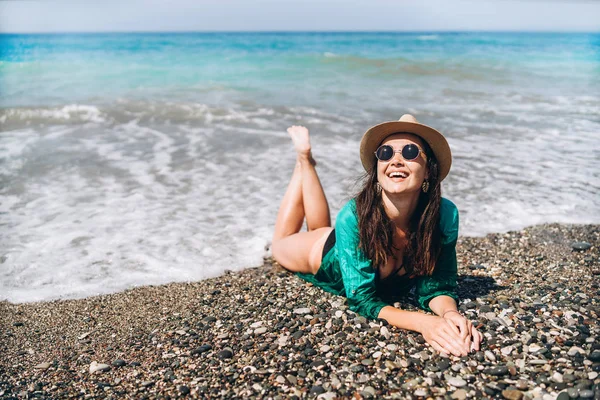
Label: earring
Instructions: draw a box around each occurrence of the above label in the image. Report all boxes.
[376,182,382,194]
[421,180,429,193]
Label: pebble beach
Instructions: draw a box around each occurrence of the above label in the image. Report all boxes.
[1,222,599,399]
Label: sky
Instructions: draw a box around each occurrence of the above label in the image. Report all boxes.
[1,0,599,33]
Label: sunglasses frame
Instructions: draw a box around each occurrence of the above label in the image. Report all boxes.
[374,144,425,162]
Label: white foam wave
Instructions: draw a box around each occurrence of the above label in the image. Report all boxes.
[0,104,105,124]
[1,96,599,303]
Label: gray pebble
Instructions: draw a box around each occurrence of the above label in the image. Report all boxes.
[447,377,467,387]
[578,390,594,399]
[293,307,311,314]
[571,241,591,251]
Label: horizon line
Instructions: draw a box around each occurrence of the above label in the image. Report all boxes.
[1,29,599,35]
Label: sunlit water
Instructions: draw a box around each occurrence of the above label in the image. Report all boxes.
[1,32,599,302]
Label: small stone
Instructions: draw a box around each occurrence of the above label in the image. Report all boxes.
[286,374,297,385]
[34,362,51,370]
[254,327,267,335]
[515,380,528,390]
[566,388,579,398]
[402,379,420,390]
[291,330,304,340]
[252,383,262,392]
[191,344,212,355]
[310,385,325,395]
[217,348,233,359]
[528,343,542,353]
[385,360,398,370]
[578,390,594,399]
[78,331,92,339]
[437,359,450,371]
[320,345,331,353]
[294,308,311,315]
[501,346,513,356]
[447,377,467,387]
[567,346,585,356]
[89,361,110,373]
[552,371,563,383]
[588,351,600,362]
[250,321,263,328]
[317,393,337,400]
[380,326,390,339]
[502,389,523,400]
[588,371,598,380]
[485,365,509,376]
[414,388,427,397]
[485,350,497,361]
[571,241,591,251]
[451,389,467,400]
[178,385,190,395]
[275,375,286,384]
[112,359,127,367]
[140,380,154,388]
[361,358,374,366]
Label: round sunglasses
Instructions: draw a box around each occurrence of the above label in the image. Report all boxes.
[375,144,422,162]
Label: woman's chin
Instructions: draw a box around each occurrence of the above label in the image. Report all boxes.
[383,186,420,196]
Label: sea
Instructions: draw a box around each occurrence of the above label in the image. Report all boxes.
[1,32,599,303]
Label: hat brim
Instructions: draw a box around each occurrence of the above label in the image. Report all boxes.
[360,120,452,181]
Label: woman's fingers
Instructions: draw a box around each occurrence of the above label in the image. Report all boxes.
[428,340,450,356]
[444,319,470,354]
[470,326,482,351]
[437,330,466,356]
[445,318,461,336]
[463,319,472,351]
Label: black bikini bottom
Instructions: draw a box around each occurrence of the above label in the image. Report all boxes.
[322,229,336,261]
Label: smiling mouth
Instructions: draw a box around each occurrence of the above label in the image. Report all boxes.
[387,171,408,180]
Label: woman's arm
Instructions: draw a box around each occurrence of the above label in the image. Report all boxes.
[378,305,469,356]
[429,294,459,316]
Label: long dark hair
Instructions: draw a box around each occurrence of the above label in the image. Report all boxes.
[355,137,442,277]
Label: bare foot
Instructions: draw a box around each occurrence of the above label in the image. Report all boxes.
[287,125,311,155]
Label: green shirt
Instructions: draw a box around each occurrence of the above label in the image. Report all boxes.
[297,197,459,320]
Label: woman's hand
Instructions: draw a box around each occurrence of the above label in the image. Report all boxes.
[420,315,470,356]
[443,310,482,352]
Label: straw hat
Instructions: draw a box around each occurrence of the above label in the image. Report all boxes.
[359,114,452,181]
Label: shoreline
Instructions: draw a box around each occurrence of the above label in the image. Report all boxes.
[1,222,598,399]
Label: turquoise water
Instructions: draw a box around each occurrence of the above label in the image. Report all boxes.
[2,32,599,108]
[1,32,599,302]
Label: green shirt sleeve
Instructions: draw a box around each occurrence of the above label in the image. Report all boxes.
[415,198,460,312]
[335,199,389,320]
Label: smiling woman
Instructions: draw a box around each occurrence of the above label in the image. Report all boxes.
[271,114,482,357]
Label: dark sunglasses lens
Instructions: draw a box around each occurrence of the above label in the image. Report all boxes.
[375,145,394,161]
[402,144,420,160]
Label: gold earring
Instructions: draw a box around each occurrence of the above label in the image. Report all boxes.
[421,180,429,193]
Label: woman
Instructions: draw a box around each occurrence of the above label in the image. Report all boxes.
[272,114,482,357]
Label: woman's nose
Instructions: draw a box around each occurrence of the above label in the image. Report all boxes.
[390,152,405,165]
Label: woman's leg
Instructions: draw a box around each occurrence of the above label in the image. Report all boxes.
[272,126,333,274]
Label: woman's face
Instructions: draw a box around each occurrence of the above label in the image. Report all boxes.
[376,133,429,196]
